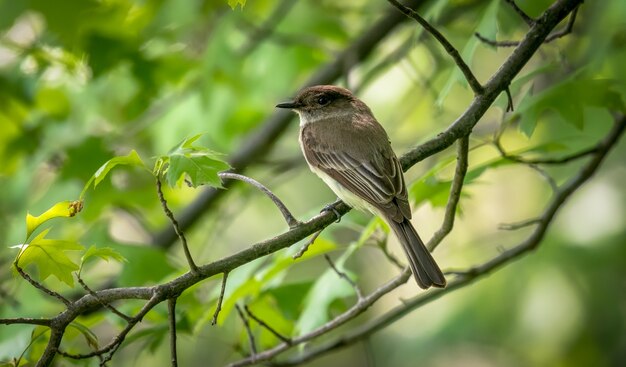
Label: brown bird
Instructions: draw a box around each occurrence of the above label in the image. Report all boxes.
[276,85,446,289]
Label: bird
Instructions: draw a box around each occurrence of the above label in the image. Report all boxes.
[276,85,446,289]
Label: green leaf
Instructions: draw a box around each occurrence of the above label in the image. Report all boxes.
[80,150,148,199]
[107,243,176,287]
[515,74,626,137]
[14,229,84,287]
[81,245,127,269]
[68,322,99,350]
[295,250,358,336]
[160,134,230,188]
[26,200,83,239]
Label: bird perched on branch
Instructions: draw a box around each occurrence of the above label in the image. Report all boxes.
[277,85,446,289]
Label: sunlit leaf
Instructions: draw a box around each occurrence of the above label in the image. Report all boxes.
[14,229,84,287]
[26,200,83,239]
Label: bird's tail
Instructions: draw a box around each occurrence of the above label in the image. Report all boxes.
[388,218,446,289]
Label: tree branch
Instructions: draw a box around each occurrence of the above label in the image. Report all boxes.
[235,304,257,359]
[244,305,292,345]
[505,0,535,26]
[156,177,198,273]
[427,135,469,251]
[168,298,178,367]
[400,0,584,170]
[475,4,579,48]
[387,0,484,95]
[211,272,229,325]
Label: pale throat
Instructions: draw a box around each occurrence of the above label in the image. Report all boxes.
[295,109,353,126]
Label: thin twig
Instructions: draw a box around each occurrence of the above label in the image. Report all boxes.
[427,135,470,251]
[77,276,131,322]
[212,272,229,325]
[505,0,535,26]
[0,317,52,326]
[544,6,579,43]
[59,293,161,360]
[475,4,579,48]
[168,298,178,367]
[156,177,199,273]
[244,305,292,344]
[235,304,257,358]
[496,141,599,165]
[219,172,301,229]
[387,0,484,95]
[528,164,558,192]
[14,264,71,306]
[324,255,363,301]
[474,32,520,48]
[505,87,514,112]
[293,230,323,259]
[498,217,541,231]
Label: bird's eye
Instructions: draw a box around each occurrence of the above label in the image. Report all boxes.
[317,96,330,106]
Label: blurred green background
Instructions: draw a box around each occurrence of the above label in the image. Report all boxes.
[0,0,625,366]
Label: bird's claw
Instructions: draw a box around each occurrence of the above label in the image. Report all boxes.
[321,202,342,223]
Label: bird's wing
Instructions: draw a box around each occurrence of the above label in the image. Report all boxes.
[303,140,411,222]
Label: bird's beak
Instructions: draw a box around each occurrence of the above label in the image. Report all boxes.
[275,101,300,109]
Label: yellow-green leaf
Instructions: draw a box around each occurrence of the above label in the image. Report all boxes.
[14,229,84,287]
[26,200,83,239]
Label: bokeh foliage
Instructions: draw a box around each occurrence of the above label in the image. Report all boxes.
[1,0,625,366]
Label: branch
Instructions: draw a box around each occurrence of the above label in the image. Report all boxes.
[211,272,229,325]
[244,305,292,345]
[0,317,52,326]
[219,172,301,229]
[168,298,178,367]
[292,229,323,259]
[475,5,580,48]
[77,276,131,322]
[427,135,469,251]
[272,114,626,367]
[14,265,71,307]
[505,0,535,26]
[324,255,364,301]
[235,304,257,359]
[387,0,484,95]
[400,0,584,170]
[156,177,198,273]
[56,293,161,362]
[227,268,412,367]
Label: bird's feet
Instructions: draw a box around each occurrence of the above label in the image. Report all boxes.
[321,199,343,223]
